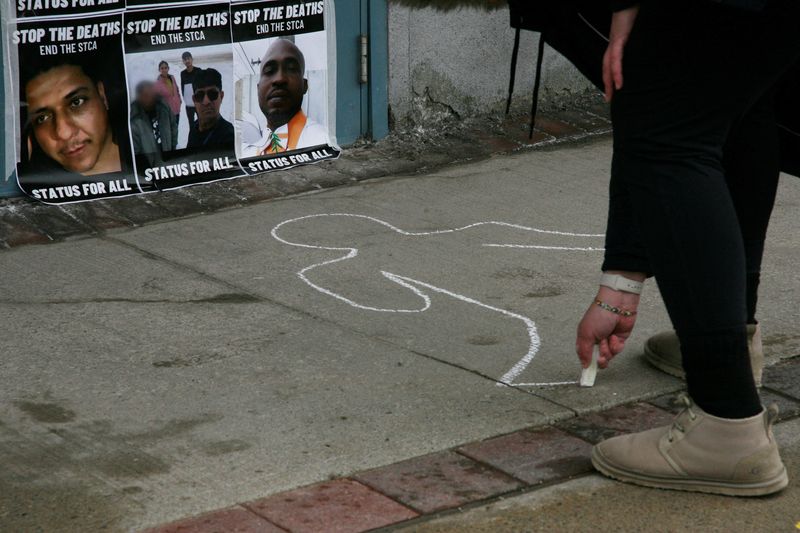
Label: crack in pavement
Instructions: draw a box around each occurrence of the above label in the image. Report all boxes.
[0,293,261,305]
[101,236,578,416]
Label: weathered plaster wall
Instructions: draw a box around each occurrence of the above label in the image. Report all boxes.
[388,4,598,126]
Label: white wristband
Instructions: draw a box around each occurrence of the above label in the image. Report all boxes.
[599,273,643,294]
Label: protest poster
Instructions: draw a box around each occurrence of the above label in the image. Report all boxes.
[123,1,242,190]
[231,0,340,175]
[125,0,188,7]
[10,12,140,203]
[14,0,124,20]
[3,0,344,204]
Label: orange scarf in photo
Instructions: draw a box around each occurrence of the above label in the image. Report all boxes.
[261,111,308,155]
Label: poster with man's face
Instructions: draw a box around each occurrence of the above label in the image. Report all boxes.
[4,0,344,204]
[11,13,139,203]
[231,0,340,175]
[123,1,243,191]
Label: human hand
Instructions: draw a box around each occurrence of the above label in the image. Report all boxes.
[603,5,640,102]
[576,285,640,369]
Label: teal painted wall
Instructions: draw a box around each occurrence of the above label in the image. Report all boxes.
[335,0,389,145]
[368,0,389,140]
[1,29,21,198]
[335,1,367,145]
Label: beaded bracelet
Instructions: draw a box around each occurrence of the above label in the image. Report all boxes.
[595,299,637,317]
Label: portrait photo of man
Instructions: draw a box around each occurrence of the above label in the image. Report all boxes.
[187,68,235,149]
[19,58,125,180]
[241,39,330,158]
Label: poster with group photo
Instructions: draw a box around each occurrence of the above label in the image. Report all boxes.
[123,1,242,190]
[4,0,343,204]
[11,12,139,203]
[231,0,340,175]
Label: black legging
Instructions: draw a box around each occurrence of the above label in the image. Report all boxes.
[724,90,781,325]
[547,3,781,325]
[605,89,780,325]
[603,0,800,418]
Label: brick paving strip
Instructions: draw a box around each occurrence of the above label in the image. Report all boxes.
[143,357,800,533]
[0,105,611,250]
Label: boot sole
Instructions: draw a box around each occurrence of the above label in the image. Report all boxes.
[592,447,789,497]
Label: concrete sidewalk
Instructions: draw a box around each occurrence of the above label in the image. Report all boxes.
[2,136,800,532]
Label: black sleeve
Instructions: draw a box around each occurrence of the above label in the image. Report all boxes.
[610,0,639,11]
[602,163,653,277]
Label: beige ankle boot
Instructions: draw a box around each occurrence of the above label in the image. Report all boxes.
[591,395,788,496]
[644,324,763,386]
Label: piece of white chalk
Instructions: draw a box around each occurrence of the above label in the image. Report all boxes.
[579,345,599,387]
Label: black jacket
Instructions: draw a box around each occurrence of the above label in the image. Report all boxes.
[508,0,800,177]
[187,116,235,149]
[612,0,767,11]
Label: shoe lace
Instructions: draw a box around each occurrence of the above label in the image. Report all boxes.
[667,393,697,443]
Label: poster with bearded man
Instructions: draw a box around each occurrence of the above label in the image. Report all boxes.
[11,12,138,204]
[231,0,340,175]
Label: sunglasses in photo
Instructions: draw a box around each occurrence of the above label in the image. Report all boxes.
[193,89,220,102]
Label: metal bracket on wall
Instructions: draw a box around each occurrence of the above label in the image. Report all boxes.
[359,34,369,84]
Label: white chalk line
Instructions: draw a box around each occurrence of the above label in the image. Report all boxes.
[384,272,540,387]
[271,213,603,388]
[271,213,604,240]
[484,244,605,251]
[514,381,580,387]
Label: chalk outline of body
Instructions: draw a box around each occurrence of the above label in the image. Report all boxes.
[271,213,604,388]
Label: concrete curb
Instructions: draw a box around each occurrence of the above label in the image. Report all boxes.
[142,357,800,533]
